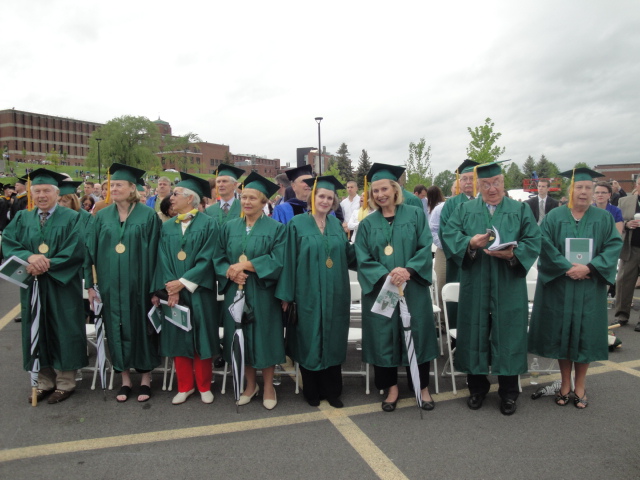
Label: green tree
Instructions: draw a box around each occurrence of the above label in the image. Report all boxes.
[334,143,354,182]
[535,154,559,179]
[466,117,506,164]
[45,148,61,171]
[522,155,536,178]
[87,115,162,173]
[406,137,433,191]
[221,151,234,167]
[504,162,524,190]
[162,132,202,173]
[323,161,347,198]
[433,169,456,196]
[355,149,372,190]
[573,161,590,169]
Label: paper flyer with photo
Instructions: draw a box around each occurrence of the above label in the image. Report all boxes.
[371,276,406,318]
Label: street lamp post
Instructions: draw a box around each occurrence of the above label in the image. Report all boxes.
[315,117,323,175]
[96,138,102,181]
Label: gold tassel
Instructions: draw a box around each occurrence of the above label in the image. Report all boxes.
[240,183,245,218]
[472,165,479,198]
[26,174,34,211]
[455,170,460,195]
[105,170,112,204]
[567,168,575,209]
[311,177,318,215]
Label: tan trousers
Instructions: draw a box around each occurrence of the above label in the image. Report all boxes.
[38,367,77,392]
[614,245,640,321]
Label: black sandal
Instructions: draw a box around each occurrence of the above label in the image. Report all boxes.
[573,391,588,409]
[116,385,132,403]
[554,389,571,406]
[138,385,152,403]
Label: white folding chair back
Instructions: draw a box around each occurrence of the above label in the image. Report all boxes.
[440,282,463,394]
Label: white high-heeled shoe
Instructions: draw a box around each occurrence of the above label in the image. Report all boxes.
[237,385,259,406]
[200,390,214,404]
[172,389,195,405]
[263,391,277,410]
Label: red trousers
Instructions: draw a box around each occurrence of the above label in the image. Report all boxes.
[174,355,212,393]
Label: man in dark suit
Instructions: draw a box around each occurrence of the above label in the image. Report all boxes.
[525,179,559,224]
[613,175,640,332]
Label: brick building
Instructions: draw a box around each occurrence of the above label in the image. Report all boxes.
[0,108,101,167]
[155,118,230,175]
[231,153,281,178]
[296,146,331,175]
[594,163,640,191]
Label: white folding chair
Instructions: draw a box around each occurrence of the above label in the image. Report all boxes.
[440,282,464,394]
[431,269,444,355]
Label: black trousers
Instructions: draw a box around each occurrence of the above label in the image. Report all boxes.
[373,362,431,392]
[300,365,343,402]
[467,374,519,401]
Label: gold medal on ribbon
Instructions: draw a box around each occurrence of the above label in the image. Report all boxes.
[326,258,333,268]
[384,245,393,256]
[38,243,49,254]
[115,243,126,254]
[239,254,248,263]
[177,250,187,261]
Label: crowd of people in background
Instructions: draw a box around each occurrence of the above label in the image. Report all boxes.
[0,159,634,416]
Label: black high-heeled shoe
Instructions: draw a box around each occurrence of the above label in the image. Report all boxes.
[382,399,398,412]
[421,399,435,411]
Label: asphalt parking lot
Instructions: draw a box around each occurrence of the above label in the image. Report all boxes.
[1,280,639,480]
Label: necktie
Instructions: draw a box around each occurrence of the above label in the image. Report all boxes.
[40,211,49,226]
[488,204,496,216]
[222,202,229,214]
[539,198,545,224]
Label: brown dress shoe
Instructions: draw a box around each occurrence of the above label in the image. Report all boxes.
[27,389,54,404]
[47,389,73,404]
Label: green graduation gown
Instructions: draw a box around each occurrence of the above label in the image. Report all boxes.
[443,196,541,376]
[528,206,622,363]
[276,214,355,371]
[438,193,473,328]
[2,207,88,371]
[215,215,286,368]
[204,199,241,226]
[402,189,424,211]
[354,204,438,367]
[87,202,161,372]
[154,213,220,360]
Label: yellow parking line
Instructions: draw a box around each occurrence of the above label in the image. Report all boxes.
[0,304,21,331]
[0,410,327,463]
[1,352,638,470]
[320,405,409,480]
[600,360,640,378]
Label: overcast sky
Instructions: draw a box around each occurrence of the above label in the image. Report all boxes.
[2,0,639,176]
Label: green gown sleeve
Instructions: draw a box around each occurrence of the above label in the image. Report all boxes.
[180,218,217,290]
[274,219,299,302]
[510,200,542,274]
[213,221,232,294]
[587,212,623,285]
[353,213,390,295]
[251,221,286,289]
[538,214,574,285]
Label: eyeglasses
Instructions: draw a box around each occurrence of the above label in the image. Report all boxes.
[480,181,503,190]
[171,191,188,197]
